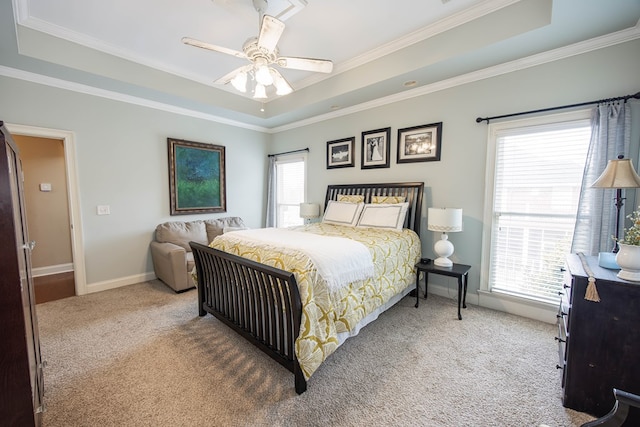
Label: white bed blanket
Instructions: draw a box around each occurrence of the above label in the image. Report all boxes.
[225,228,374,291]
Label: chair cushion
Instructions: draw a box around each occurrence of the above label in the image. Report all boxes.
[155,220,207,251]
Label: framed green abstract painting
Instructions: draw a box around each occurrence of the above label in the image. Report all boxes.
[168,138,226,215]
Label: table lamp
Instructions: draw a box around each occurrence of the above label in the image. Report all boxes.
[300,202,320,224]
[428,207,463,267]
[591,155,640,268]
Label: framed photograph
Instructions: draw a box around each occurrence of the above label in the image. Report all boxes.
[326,137,355,169]
[168,138,226,215]
[361,127,391,169]
[397,122,443,163]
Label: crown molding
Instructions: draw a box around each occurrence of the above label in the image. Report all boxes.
[0,65,269,132]
[2,23,638,134]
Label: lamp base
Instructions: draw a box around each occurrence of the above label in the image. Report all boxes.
[433,233,455,268]
[434,257,453,268]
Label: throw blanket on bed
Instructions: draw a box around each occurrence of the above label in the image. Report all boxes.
[212,223,420,380]
[225,228,374,292]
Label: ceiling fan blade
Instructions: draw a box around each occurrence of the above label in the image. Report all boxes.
[277,56,333,73]
[182,37,247,59]
[257,15,285,52]
[214,64,253,85]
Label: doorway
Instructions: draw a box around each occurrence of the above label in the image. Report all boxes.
[6,124,86,301]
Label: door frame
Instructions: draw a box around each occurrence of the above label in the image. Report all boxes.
[6,123,87,296]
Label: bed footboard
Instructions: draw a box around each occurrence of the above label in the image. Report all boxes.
[189,242,307,394]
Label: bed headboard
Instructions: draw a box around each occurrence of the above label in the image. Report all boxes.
[324,182,425,235]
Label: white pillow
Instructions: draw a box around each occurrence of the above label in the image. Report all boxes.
[223,226,248,233]
[357,203,409,230]
[322,201,364,226]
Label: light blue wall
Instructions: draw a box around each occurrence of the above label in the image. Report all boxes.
[0,77,270,285]
[0,39,638,296]
[271,39,640,297]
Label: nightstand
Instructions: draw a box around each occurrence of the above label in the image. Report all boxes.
[415,259,471,319]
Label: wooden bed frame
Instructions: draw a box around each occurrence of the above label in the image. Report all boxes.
[190,182,424,394]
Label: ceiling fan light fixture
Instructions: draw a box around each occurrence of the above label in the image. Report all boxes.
[255,64,274,86]
[253,83,268,99]
[272,69,293,96]
[230,72,248,93]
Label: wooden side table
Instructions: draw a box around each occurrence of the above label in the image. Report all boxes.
[415,260,471,319]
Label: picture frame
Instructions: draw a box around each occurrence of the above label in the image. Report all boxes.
[168,138,226,215]
[397,122,443,163]
[326,137,355,169]
[361,127,391,169]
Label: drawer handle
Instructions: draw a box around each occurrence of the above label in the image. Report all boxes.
[556,364,563,370]
[555,336,566,343]
[556,312,567,318]
[563,284,570,289]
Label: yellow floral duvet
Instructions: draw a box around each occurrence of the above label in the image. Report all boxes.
[211,222,421,380]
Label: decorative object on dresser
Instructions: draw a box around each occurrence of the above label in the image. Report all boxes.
[590,155,640,269]
[427,207,463,267]
[0,122,45,426]
[299,203,320,223]
[190,182,424,394]
[558,254,640,425]
[613,207,640,282]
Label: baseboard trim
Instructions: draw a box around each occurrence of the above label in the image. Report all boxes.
[32,263,74,277]
[86,272,157,294]
[425,283,557,324]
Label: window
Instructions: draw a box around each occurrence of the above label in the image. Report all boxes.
[482,111,591,304]
[275,154,307,227]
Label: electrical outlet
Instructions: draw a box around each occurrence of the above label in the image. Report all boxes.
[97,205,111,215]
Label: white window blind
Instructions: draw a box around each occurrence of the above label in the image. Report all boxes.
[487,116,591,304]
[275,155,306,227]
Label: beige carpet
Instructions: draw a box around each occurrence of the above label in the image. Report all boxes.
[36,280,595,427]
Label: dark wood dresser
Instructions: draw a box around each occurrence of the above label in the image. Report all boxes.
[0,123,44,426]
[559,254,640,422]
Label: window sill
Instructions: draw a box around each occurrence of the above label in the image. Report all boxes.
[477,289,559,324]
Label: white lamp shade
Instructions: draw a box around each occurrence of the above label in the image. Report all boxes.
[300,203,320,219]
[591,158,640,188]
[427,208,463,232]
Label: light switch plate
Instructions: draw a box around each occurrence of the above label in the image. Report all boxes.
[97,205,111,215]
[39,183,52,192]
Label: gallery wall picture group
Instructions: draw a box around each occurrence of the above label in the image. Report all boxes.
[168,138,226,215]
[326,122,442,169]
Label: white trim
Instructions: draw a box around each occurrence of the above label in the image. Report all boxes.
[1,24,637,133]
[0,66,269,133]
[426,283,557,324]
[271,25,640,133]
[32,263,73,277]
[5,123,88,296]
[86,272,157,294]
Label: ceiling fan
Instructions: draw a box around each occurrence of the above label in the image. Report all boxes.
[182,0,333,98]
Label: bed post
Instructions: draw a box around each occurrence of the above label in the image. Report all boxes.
[294,362,307,394]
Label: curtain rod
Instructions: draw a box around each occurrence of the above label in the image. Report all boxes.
[475,91,640,124]
[268,147,309,158]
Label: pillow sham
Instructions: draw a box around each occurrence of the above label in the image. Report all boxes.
[337,194,365,203]
[322,201,364,226]
[371,195,406,204]
[356,202,409,230]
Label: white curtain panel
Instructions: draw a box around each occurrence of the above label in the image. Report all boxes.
[265,156,277,228]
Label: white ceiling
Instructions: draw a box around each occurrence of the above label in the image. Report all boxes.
[5,0,640,129]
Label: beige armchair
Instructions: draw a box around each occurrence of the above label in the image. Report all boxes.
[150,217,246,292]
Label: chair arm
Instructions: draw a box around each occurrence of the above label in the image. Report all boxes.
[150,241,190,291]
